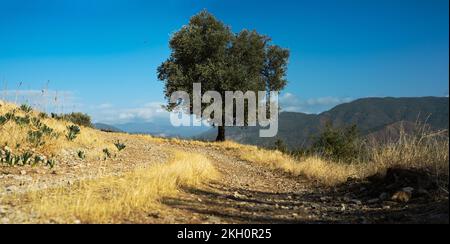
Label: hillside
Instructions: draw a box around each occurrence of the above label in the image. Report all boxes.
[199,97,449,149]
[0,101,448,224]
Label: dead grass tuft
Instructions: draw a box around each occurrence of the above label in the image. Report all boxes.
[20,150,218,223]
[229,128,449,186]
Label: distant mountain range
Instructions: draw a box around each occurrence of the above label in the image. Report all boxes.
[94,97,449,148]
[93,123,123,133]
[94,120,210,138]
[198,97,449,149]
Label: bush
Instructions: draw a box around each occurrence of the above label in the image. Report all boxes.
[38,112,48,119]
[114,141,126,151]
[273,138,288,153]
[51,113,61,119]
[0,146,56,168]
[62,113,92,127]
[28,130,45,147]
[0,115,7,126]
[66,125,81,141]
[20,104,33,113]
[77,150,86,159]
[311,122,362,163]
[102,148,111,159]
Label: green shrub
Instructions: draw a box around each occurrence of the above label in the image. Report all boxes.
[27,130,45,147]
[102,148,111,159]
[31,117,43,128]
[19,104,33,113]
[311,122,362,163]
[291,148,312,159]
[38,112,49,119]
[13,115,31,126]
[62,113,92,127]
[66,125,81,141]
[51,113,61,119]
[114,141,126,151]
[0,147,56,168]
[77,150,86,159]
[0,115,7,126]
[49,112,92,127]
[274,138,288,153]
[40,124,54,135]
[25,118,57,146]
[4,112,15,120]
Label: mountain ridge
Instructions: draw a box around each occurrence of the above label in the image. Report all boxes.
[199,96,449,149]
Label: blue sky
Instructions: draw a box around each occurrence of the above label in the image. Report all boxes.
[0,0,448,123]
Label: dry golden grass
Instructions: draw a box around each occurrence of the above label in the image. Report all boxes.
[19,150,218,223]
[0,101,112,160]
[235,145,359,185]
[367,132,449,176]
[229,130,449,186]
[138,125,448,187]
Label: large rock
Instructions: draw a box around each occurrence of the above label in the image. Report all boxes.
[391,191,412,203]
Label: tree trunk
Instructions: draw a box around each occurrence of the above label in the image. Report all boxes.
[216,125,226,142]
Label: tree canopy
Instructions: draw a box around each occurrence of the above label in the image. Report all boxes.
[157,10,289,141]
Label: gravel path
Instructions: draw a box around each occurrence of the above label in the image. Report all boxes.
[149,143,449,224]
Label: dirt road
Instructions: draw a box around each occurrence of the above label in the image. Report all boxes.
[149,143,448,224]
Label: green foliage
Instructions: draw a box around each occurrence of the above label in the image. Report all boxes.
[62,112,93,127]
[4,112,15,120]
[274,138,288,153]
[1,110,32,127]
[102,148,111,160]
[41,125,55,136]
[157,10,289,141]
[66,125,81,141]
[114,141,126,151]
[51,113,61,119]
[49,112,92,127]
[0,107,61,168]
[27,130,45,147]
[21,151,33,164]
[291,148,311,159]
[13,115,31,126]
[12,116,57,147]
[77,150,86,160]
[19,104,33,113]
[38,112,49,119]
[0,109,57,148]
[0,146,56,168]
[31,117,43,128]
[0,115,7,126]
[46,158,56,168]
[311,122,362,163]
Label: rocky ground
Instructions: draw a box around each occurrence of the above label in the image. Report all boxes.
[1,133,448,224]
[150,143,449,224]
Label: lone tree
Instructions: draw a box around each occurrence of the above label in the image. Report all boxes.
[158,11,289,141]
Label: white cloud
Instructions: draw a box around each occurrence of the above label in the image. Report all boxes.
[279,93,353,114]
[92,93,355,124]
[90,102,170,124]
[0,89,81,113]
